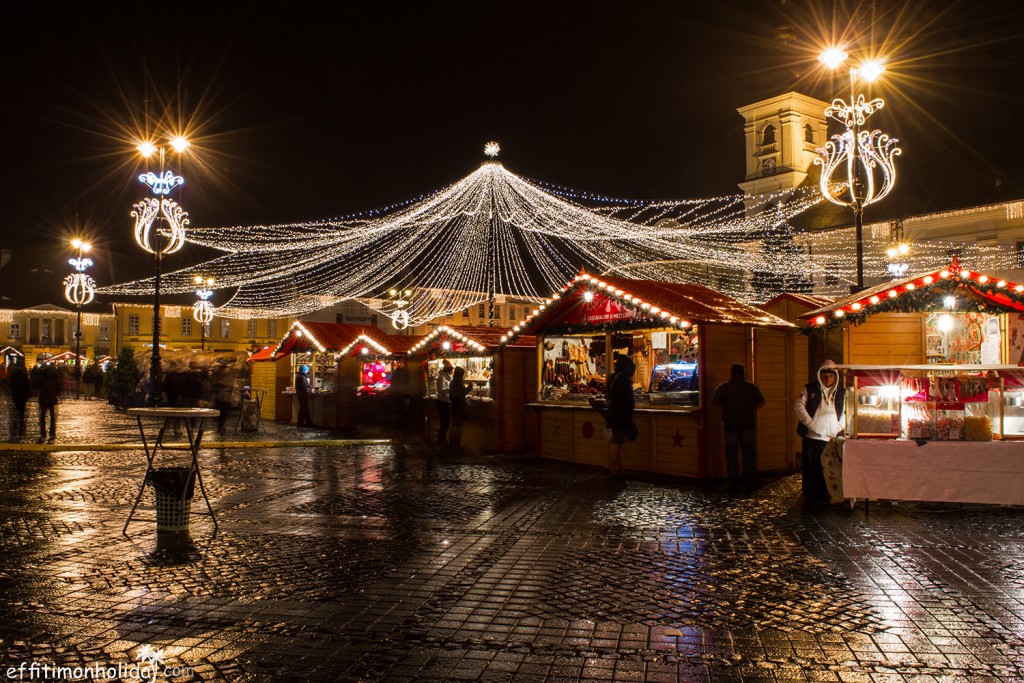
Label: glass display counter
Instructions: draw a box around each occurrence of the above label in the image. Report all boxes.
[844,365,1017,442]
[291,351,337,394]
[538,329,700,408]
[425,356,494,401]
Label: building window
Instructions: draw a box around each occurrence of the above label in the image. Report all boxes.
[477,303,486,318]
[247,319,258,338]
[99,325,109,341]
[182,318,192,337]
[128,315,140,336]
[946,247,963,259]
[1016,242,1024,269]
[268,319,277,338]
[509,305,516,321]
[220,320,231,339]
[9,323,20,339]
[41,321,51,340]
[760,123,776,145]
[804,123,814,143]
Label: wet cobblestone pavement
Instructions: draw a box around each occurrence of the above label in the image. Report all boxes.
[1,398,1024,681]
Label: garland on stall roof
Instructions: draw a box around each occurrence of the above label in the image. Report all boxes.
[803,276,1024,333]
[537,317,673,337]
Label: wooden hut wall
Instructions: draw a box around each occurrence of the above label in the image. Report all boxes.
[754,327,795,472]
[844,313,925,365]
[761,299,813,432]
[250,358,293,422]
[702,323,749,478]
[496,346,538,452]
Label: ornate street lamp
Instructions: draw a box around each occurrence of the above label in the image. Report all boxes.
[193,275,215,351]
[133,135,190,406]
[63,238,95,398]
[387,287,414,332]
[815,48,901,293]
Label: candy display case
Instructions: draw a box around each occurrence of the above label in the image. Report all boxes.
[845,365,1003,441]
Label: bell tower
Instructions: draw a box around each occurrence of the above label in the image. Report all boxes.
[737,92,829,198]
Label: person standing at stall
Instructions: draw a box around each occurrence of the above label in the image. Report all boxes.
[605,353,636,476]
[449,365,468,450]
[435,359,453,446]
[295,365,314,428]
[712,363,765,495]
[795,359,845,505]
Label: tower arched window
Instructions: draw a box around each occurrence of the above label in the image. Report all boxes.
[760,123,776,145]
[804,123,814,143]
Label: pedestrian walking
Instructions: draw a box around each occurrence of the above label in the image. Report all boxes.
[295,365,314,428]
[712,363,765,494]
[8,362,30,439]
[33,363,61,443]
[435,359,453,446]
[795,359,845,505]
[449,365,468,450]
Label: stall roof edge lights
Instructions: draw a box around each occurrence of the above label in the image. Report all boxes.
[499,273,795,348]
[800,256,1024,331]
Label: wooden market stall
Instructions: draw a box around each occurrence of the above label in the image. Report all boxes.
[799,258,1024,505]
[249,320,426,432]
[503,273,797,478]
[407,325,537,453]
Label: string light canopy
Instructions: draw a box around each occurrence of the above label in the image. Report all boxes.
[802,256,1024,331]
[100,145,1024,317]
[100,144,828,321]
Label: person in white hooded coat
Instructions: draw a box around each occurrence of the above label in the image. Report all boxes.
[795,360,845,503]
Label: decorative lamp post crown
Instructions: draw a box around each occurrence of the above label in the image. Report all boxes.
[814,47,901,292]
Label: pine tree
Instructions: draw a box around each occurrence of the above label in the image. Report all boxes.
[106,346,140,410]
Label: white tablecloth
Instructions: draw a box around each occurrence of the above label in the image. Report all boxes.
[843,439,1024,505]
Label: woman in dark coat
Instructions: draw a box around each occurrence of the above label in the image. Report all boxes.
[605,354,636,476]
[448,366,468,450]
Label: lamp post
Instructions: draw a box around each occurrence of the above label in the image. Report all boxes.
[815,47,901,293]
[63,238,95,399]
[193,275,215,351]
[133,136,190,406]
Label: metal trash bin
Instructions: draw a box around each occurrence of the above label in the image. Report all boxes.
[241,398,260,432]
[149,467,196,532]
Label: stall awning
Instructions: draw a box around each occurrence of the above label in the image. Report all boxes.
[800,258,1024,331]
[0,346,24,357]
[248,345,284,363]
[500,272,793,346]
[406,325,536,358]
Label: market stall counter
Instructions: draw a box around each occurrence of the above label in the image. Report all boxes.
[502,273,796,478]
[408,325,536,453]
[839,363,1024,505]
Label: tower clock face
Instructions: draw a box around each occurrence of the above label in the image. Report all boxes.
[761,157,777,176]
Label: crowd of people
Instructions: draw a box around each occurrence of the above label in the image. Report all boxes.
[1,357,247,443]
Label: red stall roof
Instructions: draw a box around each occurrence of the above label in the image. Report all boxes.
[406,325,536,358]
[500,273,793,345]
[248,345,284,363]
[800,257,1024,331]
[271,321,422,359]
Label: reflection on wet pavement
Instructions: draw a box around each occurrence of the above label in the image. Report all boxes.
[0,397,1022,681]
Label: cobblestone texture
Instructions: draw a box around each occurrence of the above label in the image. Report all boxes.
[1,397,1023,681]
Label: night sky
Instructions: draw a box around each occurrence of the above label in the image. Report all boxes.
[3,1,1023,308]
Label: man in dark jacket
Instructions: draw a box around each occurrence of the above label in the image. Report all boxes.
[33,363,61,443]
[712,363,765,494]
[8,362,31,439]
